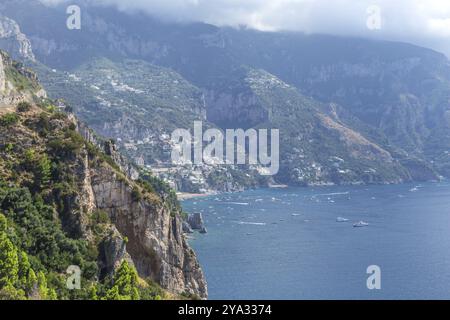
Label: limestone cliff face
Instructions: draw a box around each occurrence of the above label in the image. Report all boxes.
[88,165,207,297]
[0,15,35,62]
[69,112,207,298]
[205,89,269,128]
[64,104,208,298]
[0,54,5,93]
[0,49,208,299]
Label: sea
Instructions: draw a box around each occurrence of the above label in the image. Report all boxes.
[182,182,450,299]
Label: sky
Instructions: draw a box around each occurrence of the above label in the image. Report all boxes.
[41,0,450,56]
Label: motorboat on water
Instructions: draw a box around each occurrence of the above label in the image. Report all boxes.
[336,217,349,222]
[353,221,369,227]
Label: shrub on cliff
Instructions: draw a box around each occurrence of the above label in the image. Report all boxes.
[16,102,32,113]
[22,149,52,192]
[0,113,19,127]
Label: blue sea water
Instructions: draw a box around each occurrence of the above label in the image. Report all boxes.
[181,182,450,300]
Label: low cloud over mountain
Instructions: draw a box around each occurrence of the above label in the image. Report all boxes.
[39,0,450,55]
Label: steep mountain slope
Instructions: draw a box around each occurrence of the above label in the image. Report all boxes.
[0,49,44,109]
[35,55,426,186]
[1,0,447,185]
[0,14,35,62]
[33,57,207,165]
[0,50,207,299]
[208,67,429,185]
[32,58,269,193]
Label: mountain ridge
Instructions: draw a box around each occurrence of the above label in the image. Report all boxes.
[0,1,447,190]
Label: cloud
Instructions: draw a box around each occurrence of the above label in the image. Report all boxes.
[40,0,450,55]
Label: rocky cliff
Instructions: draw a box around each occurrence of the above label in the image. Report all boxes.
[89,166,206,296]
[74,116,207,297]
[0,49,207,299]
[0,15,35,62]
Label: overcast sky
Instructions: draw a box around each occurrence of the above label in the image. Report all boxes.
[41,0,450,56]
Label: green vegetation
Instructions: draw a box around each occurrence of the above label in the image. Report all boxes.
[0,184,96,297]
[0,50,197,300]
[47,128,85,159]
[131,186,142,201]
[34,57,207,166]
[0,100,180,300]
[0,113,19,127]
[139,171,181,215]
[104,261,140,300]
[16,102,32,113]
[0,212,55,300]
[4,63,40,93]
[23,149,52,192]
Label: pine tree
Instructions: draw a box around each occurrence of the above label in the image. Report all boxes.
[36,154,52,188]
[47,288,57,300]
[37,271,50,300]
[0,229,19,288]
[27,269,37,296]
[23,150,52,190]
[89,284,98,300]
[0,215,27,300]
[0,214,6,233]
[104,285,120,300]
[104,261,140,300]
[17,251,37,295]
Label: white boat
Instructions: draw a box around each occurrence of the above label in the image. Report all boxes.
[353,221,369,227]
[336,217,349,222]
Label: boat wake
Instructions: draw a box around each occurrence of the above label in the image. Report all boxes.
[234,221,267,226]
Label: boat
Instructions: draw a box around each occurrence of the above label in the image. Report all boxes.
[353,221,369,227]
[336,217,349,222]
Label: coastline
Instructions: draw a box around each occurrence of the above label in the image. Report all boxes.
[177,192,216,200]
[176,179,442,201]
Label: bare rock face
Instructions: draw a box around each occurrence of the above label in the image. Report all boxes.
[205,89,269,128]
[89,164,208,298]
[98,226,134,279]
[0,15,35,62]
[0,53,5,94]
[74,118,208,297]
[182,221,194,234]
[188,213,207,234]
[76,119,140,181]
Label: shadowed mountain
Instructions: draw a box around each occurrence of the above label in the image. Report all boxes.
[0,0,446,186]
